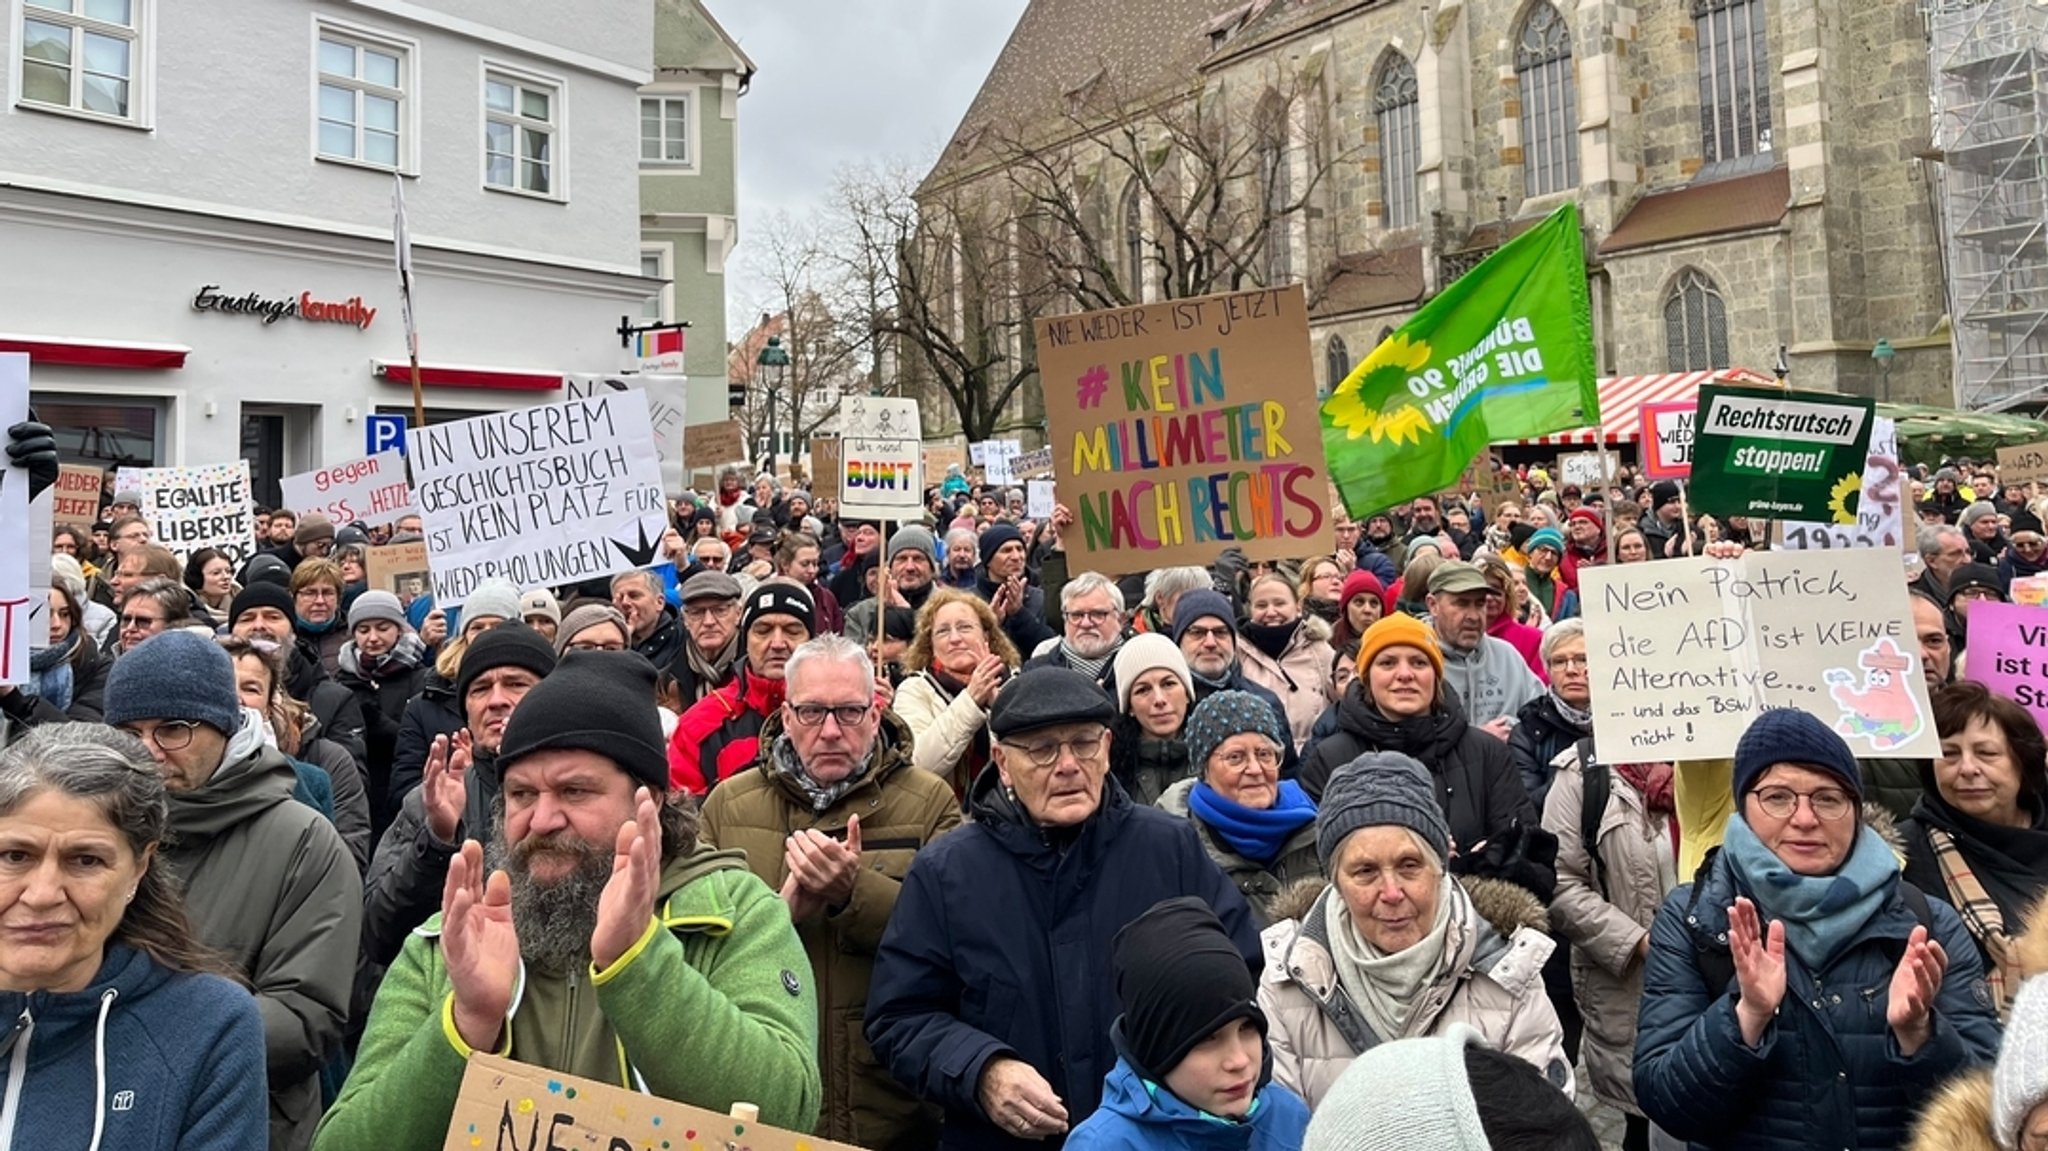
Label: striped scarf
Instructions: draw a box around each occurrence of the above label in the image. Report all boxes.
[1927,827,2019,1018]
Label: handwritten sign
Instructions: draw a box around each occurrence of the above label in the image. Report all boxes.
[836,396,921,521]
[1027,479,1055,519]
[1781,418,1905,553]
[809,437,840,501]
[280,452,412,527]
[1580,548,1937,760]
[1999,441,2048,489]
[981,439,1022,485]
[442,1054,867,1151]
[1033,285,1328,576]
[409,392,666,605]
[1966,601,2048,729]
[113,461,257,567]
[0,354,27,683]
[1558,450,1617,490]
[683,419,747,472]
[1014,445,1055,480]
[565,375,691,496]
[365,541,432,608]
[922,441,965,480]
[49,464,102,527]
[1638,401,1695,480]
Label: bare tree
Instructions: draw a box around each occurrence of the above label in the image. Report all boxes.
[732,210,876,463]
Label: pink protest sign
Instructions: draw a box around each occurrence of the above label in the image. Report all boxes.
[1964,600,2048,723]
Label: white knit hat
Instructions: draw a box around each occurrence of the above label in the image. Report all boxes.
[1304,1025,1491,1151]
[1996,977,2048,1148]
[1110,632,1192,712]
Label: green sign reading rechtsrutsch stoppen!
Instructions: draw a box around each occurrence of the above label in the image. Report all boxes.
[1687,384,1876,521]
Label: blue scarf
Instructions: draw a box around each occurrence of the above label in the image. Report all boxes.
[26,631,78,712]
[1187,780,1317,865]
[1720,812,1900,972]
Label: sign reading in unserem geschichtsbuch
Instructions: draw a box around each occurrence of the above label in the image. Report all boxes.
[1579,548,1937,761]
[408,391,667,606]
[1033,284,1328,576]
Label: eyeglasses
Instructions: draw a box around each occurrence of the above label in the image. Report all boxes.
[1749,785,1855,822]
[2018,538,2046,550]
[1002,729,1109,768]
[683,602,737,620]
[1181,625,1232,644]
[1213,746,1281,772]
[1066,609,1118,624]
[931,623,984,640]
[120,720,200,751]
[567,639,626,652]
[788,702,870,727]
[1548,654,1589,669]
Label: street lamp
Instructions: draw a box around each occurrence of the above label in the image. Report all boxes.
[1872,338,1896,403]
[757,333,790,474]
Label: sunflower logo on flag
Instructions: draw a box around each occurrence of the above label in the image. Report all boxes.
[1325,333,1435,445]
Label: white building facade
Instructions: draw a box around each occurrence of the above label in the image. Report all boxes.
[0,0,660,504]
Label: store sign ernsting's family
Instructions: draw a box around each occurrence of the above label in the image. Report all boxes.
[191,285,377,330]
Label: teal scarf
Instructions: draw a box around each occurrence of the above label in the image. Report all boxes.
[1720,812,1899,972]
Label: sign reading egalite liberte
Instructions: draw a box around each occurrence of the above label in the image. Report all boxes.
[1686,384,1876,521]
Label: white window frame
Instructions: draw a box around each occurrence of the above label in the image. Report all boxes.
[310,17,419,175]
[14,0,152,128]
[640,243,672,323]
[639,89,697,173]
[480,59,566,202]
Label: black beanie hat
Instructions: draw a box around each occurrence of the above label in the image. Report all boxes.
[496,650,669,792]
[455,624,558,703]
[741,580,815,637]
[230,581,295,625]
[1113,897,1264,1078]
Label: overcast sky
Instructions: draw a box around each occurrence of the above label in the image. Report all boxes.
[718,1,1029,327]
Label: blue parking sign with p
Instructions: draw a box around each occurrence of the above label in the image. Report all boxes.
[367,413,407,456]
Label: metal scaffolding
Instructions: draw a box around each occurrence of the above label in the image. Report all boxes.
[1928,0,2048,411]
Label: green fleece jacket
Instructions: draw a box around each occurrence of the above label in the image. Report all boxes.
[313,847,821,1150]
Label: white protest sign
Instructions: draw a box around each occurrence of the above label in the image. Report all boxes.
[1779,417,1905,553]
[984,439,1023,485]
[27,482,51,660]
[1558,450,1617,490]
[565,374,692,495]
[836,396,921,521]
[113,461,257,568]
[1580,548,1937,761]
[409,392,667,605]
[0,354,28,684]
[279,452,412,527]
[969,441,988,467]
[1027,480,1055,519]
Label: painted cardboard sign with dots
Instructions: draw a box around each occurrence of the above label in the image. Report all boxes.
[442,1054,870,1151]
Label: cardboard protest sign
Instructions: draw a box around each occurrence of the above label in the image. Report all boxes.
[835,397,921,521]
[683,420,747,472]
[50,464,102,527]
[365,541,432,608]
[1998,441,2048,489]
[1580,548,1937,761]
[1781,418,1906,552]
[1014,445,1055,480]
[0,354,28,684]
[809,437,840,501]
[280,452,413,527]
[982,439,1022,485]
[409,392,666,606]
[565,375,692,496]
[1687,384,1875,520]
[1034,284,1329,576]
[1558,451,1616,490]
[442,1053,867,1151]
[113,461,257,567]
[922,441,966,480]
[1966,601,2048,729]
[1638,401,1695,480]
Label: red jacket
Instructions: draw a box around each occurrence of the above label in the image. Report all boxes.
[667,663,785,795]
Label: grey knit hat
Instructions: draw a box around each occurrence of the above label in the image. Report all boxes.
[1995,976,2048,1148]
[1962,500,2001,530]
[347,589,408,630]
[887,525,939,565]
[1184,690,1287,778]
[1304,1025,1491,1151]
[103,630,243,737]
[460,578,523,625]
[554,603,630,656]
[1316,751,1450,871]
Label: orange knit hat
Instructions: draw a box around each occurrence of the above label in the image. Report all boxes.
[1356,612,1445,682]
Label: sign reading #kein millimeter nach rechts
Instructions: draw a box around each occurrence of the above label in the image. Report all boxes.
[1686,384,1875,522]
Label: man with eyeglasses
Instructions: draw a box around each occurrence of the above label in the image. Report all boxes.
[699,634,961,1149]
[867,665,1257,1151]
[1021,572,1126,693]
[1170,588,1293,747]
[671,581,816,796]
[103,630,361,1151]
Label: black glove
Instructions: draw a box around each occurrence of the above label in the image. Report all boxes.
[1447,820,1559,905]
[6,419,58,502]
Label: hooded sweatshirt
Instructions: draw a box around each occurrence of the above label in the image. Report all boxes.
[0,944,267,1151]
[165,713,362,1151]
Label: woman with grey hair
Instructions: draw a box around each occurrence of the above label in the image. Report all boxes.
[1138,565,1213,636]
[1510,618,1592,810]
[1258,750,1570,1109]
[0,724,267,1149]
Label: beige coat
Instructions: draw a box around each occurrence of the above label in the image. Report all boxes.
[1539,748,1677,1115]
[1235,616,1335,750]
[892,671,988,796]
[1256,877,1572,1109]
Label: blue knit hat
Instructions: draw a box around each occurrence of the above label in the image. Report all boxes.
[1732,707,1863,802]
[978,522,1024,568]
[1526,527,1565,556]
[1171,589,1237,645]
[1185,690,1288,778]
[103,630,243,737]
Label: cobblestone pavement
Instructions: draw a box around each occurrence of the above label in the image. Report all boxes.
[1574,1056,1629,1149]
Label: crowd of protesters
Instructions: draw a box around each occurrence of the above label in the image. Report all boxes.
[13,414,2048,1151]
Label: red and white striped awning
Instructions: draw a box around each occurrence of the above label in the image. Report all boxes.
[1511,368,1774,446]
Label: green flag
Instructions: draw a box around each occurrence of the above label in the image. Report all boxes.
[1321,202,1598,515]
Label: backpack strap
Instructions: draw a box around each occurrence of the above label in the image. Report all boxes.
[1575,737,1611,902]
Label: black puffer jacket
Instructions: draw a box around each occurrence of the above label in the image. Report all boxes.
[1510,692,1589,810]
[1300,682,1539,860]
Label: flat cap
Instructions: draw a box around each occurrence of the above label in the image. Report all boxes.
[989,665,1117,739]
[680,570,742,602]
